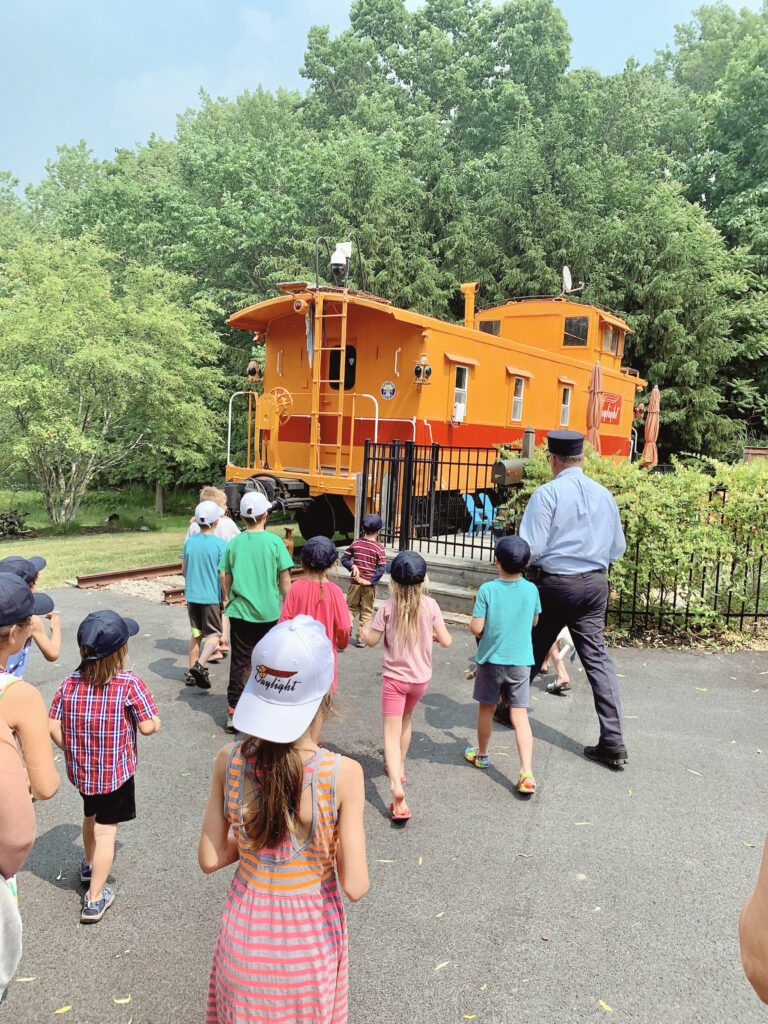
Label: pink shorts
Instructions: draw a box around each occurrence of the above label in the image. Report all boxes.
[381,675,430,717]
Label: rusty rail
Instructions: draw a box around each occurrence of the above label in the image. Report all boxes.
[77,563,183,588]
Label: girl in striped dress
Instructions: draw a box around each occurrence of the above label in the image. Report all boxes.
[199,616,369,1024]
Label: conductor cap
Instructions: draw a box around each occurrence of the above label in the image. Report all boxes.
[547,430,584,457]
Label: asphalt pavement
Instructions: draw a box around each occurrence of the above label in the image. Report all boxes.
[6,587,768,1023]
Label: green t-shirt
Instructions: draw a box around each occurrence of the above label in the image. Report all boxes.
[219,530,294,623]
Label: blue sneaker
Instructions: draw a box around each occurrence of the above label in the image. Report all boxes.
[79,859,92,885]
[81,884,115,923]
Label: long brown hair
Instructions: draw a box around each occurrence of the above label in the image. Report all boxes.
[79,643,128,685]
[390,578,429,649]
[240,692,333,850]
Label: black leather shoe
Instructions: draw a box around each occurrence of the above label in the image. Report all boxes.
[584,743,628,770]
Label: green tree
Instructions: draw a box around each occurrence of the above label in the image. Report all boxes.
[0,233,222,522]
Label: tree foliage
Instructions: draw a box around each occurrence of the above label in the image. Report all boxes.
[0,234,222,522]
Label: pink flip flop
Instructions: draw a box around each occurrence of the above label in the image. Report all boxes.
[390,803,411,821]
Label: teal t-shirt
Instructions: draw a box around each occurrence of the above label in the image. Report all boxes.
[472,577,541,666]
[219,530,294,623]
[182,533,227,604]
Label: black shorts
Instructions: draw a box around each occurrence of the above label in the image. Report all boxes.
[188,602,222,639]
[80,775,136,825]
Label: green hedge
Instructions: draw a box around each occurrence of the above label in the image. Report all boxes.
[496,447,768,637]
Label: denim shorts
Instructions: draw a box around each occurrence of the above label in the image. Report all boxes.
[473,663,530,708]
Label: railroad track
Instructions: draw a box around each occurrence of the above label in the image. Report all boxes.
[77,562,304,606]
[76,563,183,588]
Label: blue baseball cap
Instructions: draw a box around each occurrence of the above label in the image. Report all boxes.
[0,571,54,627]
[390,551,426,585]
[301,536,338,569]
[77,610,139,666]
[495,536,531,573]
[0,555,46,584]
[361,513,383,533]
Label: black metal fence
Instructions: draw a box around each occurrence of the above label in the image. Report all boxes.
[360,439,503,561]
[360,439,768,634]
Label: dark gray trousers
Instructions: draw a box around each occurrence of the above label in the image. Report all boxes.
[530,571,625,747]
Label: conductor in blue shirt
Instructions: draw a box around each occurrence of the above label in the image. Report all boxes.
[519,429,628,770]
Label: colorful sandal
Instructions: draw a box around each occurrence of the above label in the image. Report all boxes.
[390,802,411,821]
[517,771,536,794]
[464,746,490,769]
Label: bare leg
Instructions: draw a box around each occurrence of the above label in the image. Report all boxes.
[87,821,118,902]
[82,815,95,865]
[198,634,221,668]
[400,708,415,775]
[476,703,496,756]
[550,645,570,685]
[383,714,407,815]
[510,708,533,776]
[188,635,201,669]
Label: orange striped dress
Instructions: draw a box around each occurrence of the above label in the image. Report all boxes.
[207,745,347,1024]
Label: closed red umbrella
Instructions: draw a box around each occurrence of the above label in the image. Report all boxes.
[585,360,602,454]
[640,385,660,467]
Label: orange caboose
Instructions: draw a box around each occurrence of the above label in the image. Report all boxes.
[225,271,646,537]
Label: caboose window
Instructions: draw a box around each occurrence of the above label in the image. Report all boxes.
[602,325,618,354]
[563,316,589,347]
[511,377,524,422]
[560,387,572,426]
[329,345,357,391]
[479,320,501,336]
[454,365,468,414]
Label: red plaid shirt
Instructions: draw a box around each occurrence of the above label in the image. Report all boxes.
[49,670,158,795]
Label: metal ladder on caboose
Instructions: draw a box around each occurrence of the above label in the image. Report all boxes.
[308,292,350,477]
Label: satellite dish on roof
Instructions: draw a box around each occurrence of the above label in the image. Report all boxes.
[562,266,572,293]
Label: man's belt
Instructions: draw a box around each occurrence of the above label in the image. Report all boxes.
[527,567,606,581]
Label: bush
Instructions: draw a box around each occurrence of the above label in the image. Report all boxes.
[496,446,768,636]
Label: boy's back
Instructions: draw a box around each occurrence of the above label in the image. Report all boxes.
[183,533,227,604]
[474,577,541,666]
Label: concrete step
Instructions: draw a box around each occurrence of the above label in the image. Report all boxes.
[384,548,496,589]
[329,559,485,619]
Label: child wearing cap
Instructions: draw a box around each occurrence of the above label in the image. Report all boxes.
[185,486,241,662]
[219,492,294,733]
[341,513,387,648]
[182,501,228,689]
[278,536,349,692]
[199,616,368,1023]
[49,610,161,923]
[0,572,60,803]
[363,551,452,820]
[466,536,541,794]
[0,556,61,678]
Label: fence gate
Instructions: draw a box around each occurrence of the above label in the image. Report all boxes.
[360,439,504,561]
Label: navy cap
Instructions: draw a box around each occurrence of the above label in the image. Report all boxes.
[301,536,338,569]
[547,430,584,457]
[0,571,54,627]
[0,555,46,584]
[77,610,139,666]
[495,536,531,573]
[390,551,427,586]
[361,513,383,533]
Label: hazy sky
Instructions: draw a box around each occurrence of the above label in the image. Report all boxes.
[1,0,764,187]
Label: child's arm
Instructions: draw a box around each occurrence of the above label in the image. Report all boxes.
[741,832,768,1003]
[49,718,64,749]
[199,744,240,874]
[340,546,356,577]
[278,568,291,601]
[434,622,452,647]
[335,756,369,902]
[361,624,382,646]
[469,616,485,638]
[532,613,539,627]
[138,715,161,735]
[31,612,61,662]
[3,682,60,800]
[181,558,186,578]
[0,728,36,878]
[221,571,231,604]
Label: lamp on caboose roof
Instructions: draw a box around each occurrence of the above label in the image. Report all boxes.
[330,241,352,282]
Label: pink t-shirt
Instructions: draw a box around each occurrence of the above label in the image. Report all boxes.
[278,578,350,688]
[371,595,445,684]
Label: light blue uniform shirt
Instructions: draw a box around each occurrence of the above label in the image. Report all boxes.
[519,467,626,573]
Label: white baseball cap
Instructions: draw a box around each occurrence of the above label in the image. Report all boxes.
[233,616,334,743]
[240,492,271,518]
[195,500,222,526]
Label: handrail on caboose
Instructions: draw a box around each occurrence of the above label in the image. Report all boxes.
[227,391,249,466]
